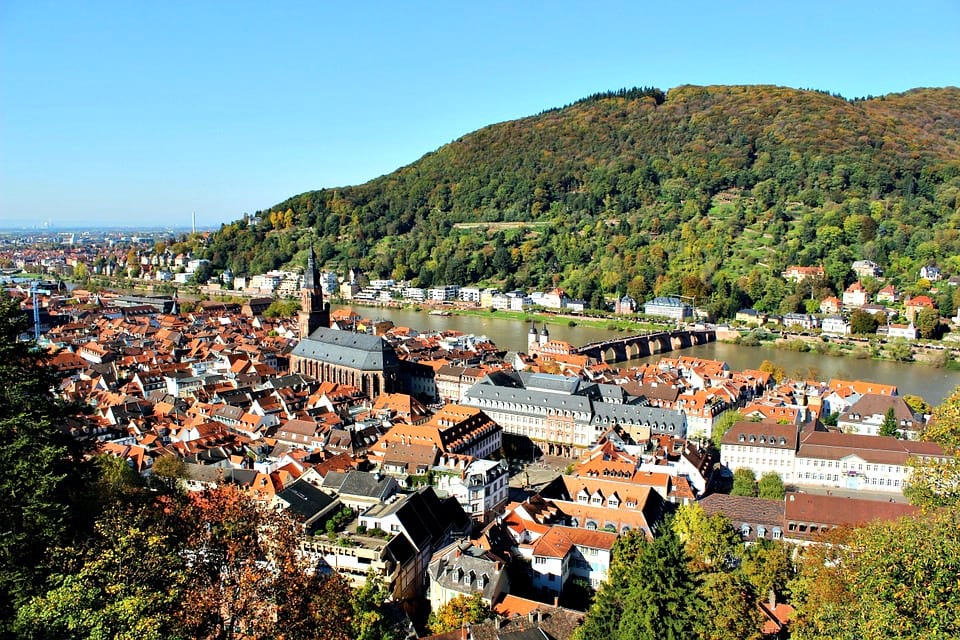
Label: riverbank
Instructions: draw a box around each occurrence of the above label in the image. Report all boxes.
[332,298,672,333]
[720,332,960,370]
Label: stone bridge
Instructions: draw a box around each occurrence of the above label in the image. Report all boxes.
[574,329,716,363]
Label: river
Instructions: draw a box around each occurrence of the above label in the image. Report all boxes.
[335,305,960,406]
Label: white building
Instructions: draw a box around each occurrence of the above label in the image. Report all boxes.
[404,287,426,302]
[644,297,693,322]
[525,526,617,592]
[428,285,460,302]
[793,431,944,492]
[782,313,819,330]
[820,315,851,336]
[249,272,283,293]
[886,323,917,340]
[722,421,948,494]
[433,458,509,524]
[842,282,870,307]
[459,287,481,303]
[463,372,686,458]
[720,421,799,483]
[837,394,921,439]
[319,271,339,296]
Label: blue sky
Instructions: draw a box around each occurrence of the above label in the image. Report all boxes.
[1,1,958,229]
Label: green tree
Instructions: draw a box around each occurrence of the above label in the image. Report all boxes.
[740,540,794,601]
[428,593,489,635]
[879,406,899,438]
[921,386,960,449]
[849,308,879,335]
[350,570,395,640]
[616,526,701,640]
[576,526,701,640]
[14,502,189,640]
[791,509,960,639]
[189,261,214,286]
[732,468,758,497]
[904,386,960,509]
[672,503,741,571]
[73,261,89,282]
[0,293,87,631]
[903,456,960,510]
[758,359,785,383]
[695,571,763,640]
[151,454,187,493]
[264,299,301,318]
[757,471,786,500]
[915,306,942,339]
[885,339,913,361]
[710,410,742,450]
[902,394,931,416]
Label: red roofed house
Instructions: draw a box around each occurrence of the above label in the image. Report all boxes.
[904,295,936,323]
[842,281,870,307]
[526,526,618,593]
[783,491,918,544]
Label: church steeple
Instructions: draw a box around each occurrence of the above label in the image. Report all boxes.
[298,244,330,338]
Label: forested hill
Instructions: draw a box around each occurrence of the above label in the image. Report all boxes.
[203,84,960,318]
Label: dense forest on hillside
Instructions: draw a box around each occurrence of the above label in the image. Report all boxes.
[199,85,960,318]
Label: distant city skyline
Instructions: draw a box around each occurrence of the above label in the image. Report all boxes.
[2,1,958,228]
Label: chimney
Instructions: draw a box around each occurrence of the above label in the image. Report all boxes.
[769,589,777,609]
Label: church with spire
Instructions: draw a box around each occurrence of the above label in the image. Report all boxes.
[290,246,400,400]
[298,245,330,339]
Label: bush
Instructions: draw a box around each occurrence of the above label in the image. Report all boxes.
[740,334,760,347]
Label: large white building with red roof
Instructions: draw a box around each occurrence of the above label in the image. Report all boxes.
[721,420,950,494]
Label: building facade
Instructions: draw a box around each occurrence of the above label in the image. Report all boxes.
[290,328,401,401]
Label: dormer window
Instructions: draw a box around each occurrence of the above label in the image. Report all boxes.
[739,434,746,442]
[749,435,757,443]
